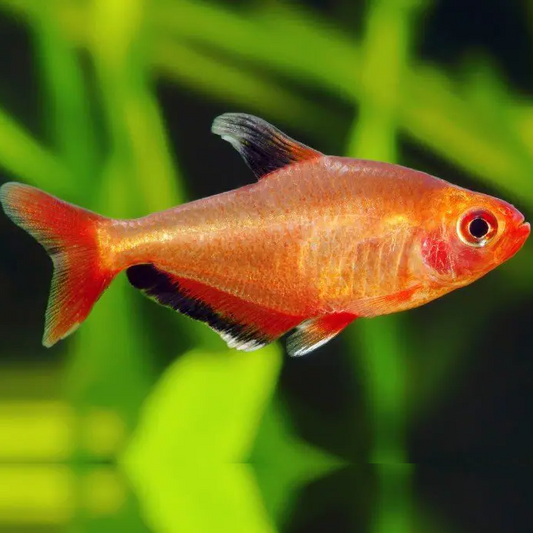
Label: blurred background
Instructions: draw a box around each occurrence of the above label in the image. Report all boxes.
[0,0,532,532]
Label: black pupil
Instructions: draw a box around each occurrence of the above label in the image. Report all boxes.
[469,217,490,239]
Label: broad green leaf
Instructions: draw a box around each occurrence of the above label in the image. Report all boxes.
[122,345,283,532]
[123,344,282,463]
[125,462,277,533]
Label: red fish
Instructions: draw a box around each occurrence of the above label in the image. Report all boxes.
[0,114,530,355]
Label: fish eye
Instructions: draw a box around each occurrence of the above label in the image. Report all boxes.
[457,209,498,247]
[469,217,490,239]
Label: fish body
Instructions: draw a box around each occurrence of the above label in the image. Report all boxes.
[1,114,529,355]
[115,158,444,315]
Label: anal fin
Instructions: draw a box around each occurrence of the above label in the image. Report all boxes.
[287,313,357,357]
[127,264,304,351]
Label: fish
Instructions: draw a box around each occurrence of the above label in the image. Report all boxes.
[0,113,530,356]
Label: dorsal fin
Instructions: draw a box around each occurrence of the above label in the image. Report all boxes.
[212,113,323,179]
[127,264,304,351]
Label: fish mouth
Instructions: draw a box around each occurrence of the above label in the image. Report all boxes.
[518,220,531,234]
[505,219,531,259]
[514,210,530,236]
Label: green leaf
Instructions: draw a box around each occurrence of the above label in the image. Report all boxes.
[122,345,284,533]
[123,344,282,462]
[125,462,277,533]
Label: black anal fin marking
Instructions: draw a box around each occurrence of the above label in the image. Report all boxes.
[127,264,303,352]
[212,113,323,179]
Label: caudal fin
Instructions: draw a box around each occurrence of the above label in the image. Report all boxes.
[0,183,118,347]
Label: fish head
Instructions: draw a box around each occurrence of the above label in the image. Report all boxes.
[419,187,530,287]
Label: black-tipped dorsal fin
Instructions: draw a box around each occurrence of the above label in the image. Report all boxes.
[212,113,323,179]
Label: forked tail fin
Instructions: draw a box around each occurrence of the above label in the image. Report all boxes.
[0,183,118,347]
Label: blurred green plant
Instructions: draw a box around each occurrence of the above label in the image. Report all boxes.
[123,344,342,532]
[123,345,281,533]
